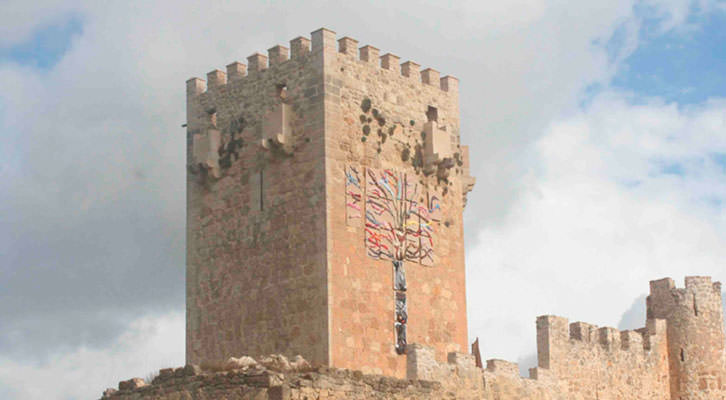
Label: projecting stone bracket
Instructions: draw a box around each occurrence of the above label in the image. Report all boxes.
[190,128,222,179]
[460,145,476,207]
[261,103,294,155]
[423,121,454,176]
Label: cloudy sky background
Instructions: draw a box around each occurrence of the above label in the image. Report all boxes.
[1,1,725,398]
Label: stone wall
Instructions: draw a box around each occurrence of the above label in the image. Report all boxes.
[647,276,726,399]
[101,353,478,400]
[100,348,562,400]
[103,275,726,400]
[185,28,476,376]
[186,32,329,366]
[536,316,670,399]
[322,29,473,377]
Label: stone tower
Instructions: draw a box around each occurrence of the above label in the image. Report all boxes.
[185,28,475,377]
[647,276,726,399]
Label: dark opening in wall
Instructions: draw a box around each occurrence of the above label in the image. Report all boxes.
[206,108,218,128]
[276,83,288,102]
[259,170,264,211]
[680,348,685,362]
[426,106,438,122]
[693,293,699,316]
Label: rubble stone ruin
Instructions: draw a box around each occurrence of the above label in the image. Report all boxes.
[103,28,726,399]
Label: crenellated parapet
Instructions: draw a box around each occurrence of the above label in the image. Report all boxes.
[331,36,458,93]
[536,315,668,366]
[533,313,671,398]
[526,277,726,399]
[185,36,313,98]
[648,276,726,399]
[185,28,457,101]
[185,28,472,189]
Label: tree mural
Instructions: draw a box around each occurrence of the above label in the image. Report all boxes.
[364,168,439,265]
[361,168,442,354]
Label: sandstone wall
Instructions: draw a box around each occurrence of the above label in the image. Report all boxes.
[647,276,726,399]
[322,29,473,377]
[536,316,670,399]
[186,33,329,366]
[185,28,477,375]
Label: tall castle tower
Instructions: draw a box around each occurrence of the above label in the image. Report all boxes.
[185,28,475,377]
[647,277,726,399]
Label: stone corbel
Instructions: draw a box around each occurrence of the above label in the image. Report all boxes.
[460,146,476,207]
[191,128,222,179]
[423,121,454,176]
[261,103,294,155]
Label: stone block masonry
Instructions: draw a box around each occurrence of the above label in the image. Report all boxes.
[186,29,330,367]
[186,27,475,378]
[107,277,725,399]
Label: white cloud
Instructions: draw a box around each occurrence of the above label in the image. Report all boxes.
[467,91,726,368]
[0,312,184,400]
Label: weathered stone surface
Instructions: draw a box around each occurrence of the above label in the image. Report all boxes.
[117,377,146,391]
[225,356,258,370]
[258,354,291,372]
[289,354,311,371]
[183,364,201,376]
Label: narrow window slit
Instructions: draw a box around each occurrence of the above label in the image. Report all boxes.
[259,170,264,211]
[693,293,699,316]
[276,83,288,101]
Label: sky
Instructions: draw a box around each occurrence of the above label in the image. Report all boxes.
[1,1,725,398]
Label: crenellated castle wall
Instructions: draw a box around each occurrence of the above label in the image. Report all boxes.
[106,277,725,400]
[647,276,726,399]
[535,316,670,399]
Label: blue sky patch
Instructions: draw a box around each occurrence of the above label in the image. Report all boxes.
[658,162,685,176]
[611,8,726,104]
[713,153,726,173]
[0,17,83,70]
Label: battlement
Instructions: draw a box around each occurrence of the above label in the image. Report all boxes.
[536,315,666,363]
[647,276,726,399]
[185,28,458,98]
[648,276,724,321]
[331,30,458,93]
[650,276,722,298]
[185,34,314,97]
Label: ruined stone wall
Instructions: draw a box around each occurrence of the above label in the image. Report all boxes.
[104,368,458,400]
[185,33,329,366]
[322,29,473,377]
[101,353,478,400]
[100,348,564,400]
